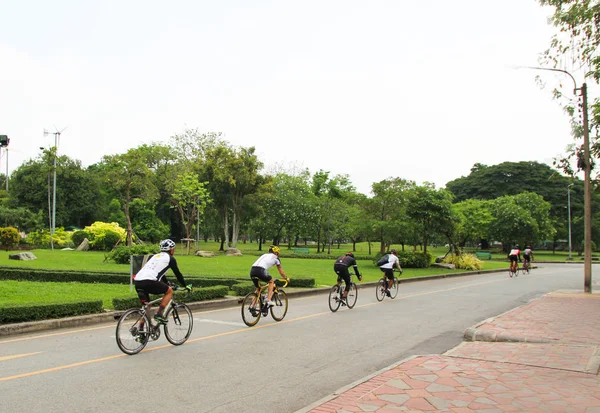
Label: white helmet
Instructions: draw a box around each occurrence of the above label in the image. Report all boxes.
[159,239,176,251]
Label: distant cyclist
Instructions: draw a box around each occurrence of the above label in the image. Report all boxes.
[134,239,193,324]
[333,252,362,304]
[508,244,522,273]
[249,245,289,308]
[378,249,403,297]
[523,245,534,269]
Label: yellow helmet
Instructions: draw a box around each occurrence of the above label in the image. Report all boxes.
[269,245,280,254]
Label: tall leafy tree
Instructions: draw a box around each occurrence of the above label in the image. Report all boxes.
[100,148,158,246]
[405,184,455,255]
[170,172,211,254]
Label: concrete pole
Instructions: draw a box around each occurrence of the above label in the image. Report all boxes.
[581,83,592,292]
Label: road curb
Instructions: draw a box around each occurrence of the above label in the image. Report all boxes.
[1,268,508,337]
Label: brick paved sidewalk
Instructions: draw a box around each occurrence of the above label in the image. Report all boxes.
[298,291,600,413]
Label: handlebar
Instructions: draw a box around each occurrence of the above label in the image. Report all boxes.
[276,278,289,288]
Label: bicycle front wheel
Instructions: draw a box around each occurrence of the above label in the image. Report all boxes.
[346,283,358,309]
[389,277,399,299]
[328,285,342,312]
[270,290,288,321]
[164,303,193,345]
[116,309,150,355]
[375,279,386,302]
[241,292,261,327]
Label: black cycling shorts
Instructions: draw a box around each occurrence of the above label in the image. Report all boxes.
[523,255,531,262]
[509,255,518,262]
[250,266,272,287]
[134,279,169,303]
[334,264,351,290]
[380,267,395,280]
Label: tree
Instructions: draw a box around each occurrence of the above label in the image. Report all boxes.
[538,0,600,177]
[170,172,211,254]
[100,148,158,246]
[488,193,554,251]
[367,178,413,253]
[405,184,455,255]
[453,199,494,247]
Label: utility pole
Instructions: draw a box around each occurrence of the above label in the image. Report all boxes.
[568,183,573,261]
[581,83,592,292]
[516,66,592,293]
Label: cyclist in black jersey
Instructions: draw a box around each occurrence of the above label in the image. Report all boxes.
[333,252,362,303]
[134,239,192,324]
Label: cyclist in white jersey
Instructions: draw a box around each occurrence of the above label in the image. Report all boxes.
[134,239,192,324]
[249,245,289,307]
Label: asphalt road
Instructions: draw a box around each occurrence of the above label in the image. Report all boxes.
[0,263,589,413]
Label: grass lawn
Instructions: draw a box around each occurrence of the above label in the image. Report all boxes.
[0,280,135,310]
[0,245,513,311]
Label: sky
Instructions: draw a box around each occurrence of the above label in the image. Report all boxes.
[0,0,585,195]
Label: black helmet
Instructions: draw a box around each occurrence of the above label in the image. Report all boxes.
[390,249,397,255]
[346,252,354,258]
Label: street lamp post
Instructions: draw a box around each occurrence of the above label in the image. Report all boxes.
[568,183,574,260]
[43,128,66,252]
[517,66,592,292]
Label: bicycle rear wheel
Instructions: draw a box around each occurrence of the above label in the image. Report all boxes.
[270,290,288,321]
[346,283,358,309]
[375,279,386,302]
[164,303,193,346]
[116,309,150,355]
[389,277,399,299]
[328,285,342,312]
[241,292,261,327]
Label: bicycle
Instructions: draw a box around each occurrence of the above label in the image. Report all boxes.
[522,259,532,274]
[328,274,358,312]
[509,264,520,278]
[376,270,400,301]
[241,278,289,327]
[115,285,194,355]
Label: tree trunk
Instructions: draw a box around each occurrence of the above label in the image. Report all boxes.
[222,203,230,248]
[125,199,133,246]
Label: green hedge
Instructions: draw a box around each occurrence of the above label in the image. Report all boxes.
[112,285,229,310]
[0,267,131,284]
[372,251,432,268]
[0,301,103,323]
[231,282,256,296]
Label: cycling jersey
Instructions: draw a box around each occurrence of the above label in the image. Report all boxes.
[509,249,520,256]
[134,252,186,286]
[333,255,361,277]
[251,252,280,270]
[379,254,400,270]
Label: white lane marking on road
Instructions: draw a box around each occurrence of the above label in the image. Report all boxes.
[195,318,246,327]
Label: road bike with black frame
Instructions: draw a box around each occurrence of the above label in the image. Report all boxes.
[115,284,194,355]
[376,269,400,301]
[509,263,520,278]
[241,278,289,327]
[328,273,359,312]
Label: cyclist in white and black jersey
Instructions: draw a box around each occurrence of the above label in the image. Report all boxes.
[249,245,289,307]
[134,239,192,324]
[379,249,403,297]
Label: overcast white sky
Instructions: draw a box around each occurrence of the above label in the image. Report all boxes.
[0,0,583,195]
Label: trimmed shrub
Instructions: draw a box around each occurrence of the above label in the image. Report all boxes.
[112,285,229,310]
[231,282,256,296]
[0,301,103,323]
[442,253,483,270]
[0,267,131,284]
[373,251,432,268]
[0,227,20,251]
[71,230,91,247]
